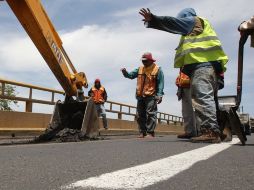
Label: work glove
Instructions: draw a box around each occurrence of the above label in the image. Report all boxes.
[121,68,128,76]
[217,74,224,90]
[156,96,163,104]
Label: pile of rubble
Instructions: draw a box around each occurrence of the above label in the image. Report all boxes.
[34,99,100,143]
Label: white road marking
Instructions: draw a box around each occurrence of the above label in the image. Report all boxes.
[64,138,240,190]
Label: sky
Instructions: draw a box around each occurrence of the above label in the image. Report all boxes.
[0,0,253,117]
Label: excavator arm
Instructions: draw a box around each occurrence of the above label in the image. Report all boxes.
[2,0,100,141]
[5,0,88,97]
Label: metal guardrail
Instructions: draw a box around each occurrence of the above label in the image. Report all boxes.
[0,78,64,112]
[0,78,183,124]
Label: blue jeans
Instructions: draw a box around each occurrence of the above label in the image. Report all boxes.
[191,66,220,134]
[95,104,108,129]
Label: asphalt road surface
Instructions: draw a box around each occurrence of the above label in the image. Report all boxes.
[0,135,254,190]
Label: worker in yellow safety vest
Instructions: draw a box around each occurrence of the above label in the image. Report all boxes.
[88,79,108,129]
[139,8,228,143]
[121,52,164,138]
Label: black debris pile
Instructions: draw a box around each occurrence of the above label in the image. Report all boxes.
[55,128,87,142]
[33,100,99,143]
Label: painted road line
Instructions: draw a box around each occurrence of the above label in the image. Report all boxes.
[64,138,240,190]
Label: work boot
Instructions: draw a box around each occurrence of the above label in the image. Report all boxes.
[191,130,221,143]
[138,133,146,138]
[145,133,155,138]
[146,132,155,138]
[177,133,194,139]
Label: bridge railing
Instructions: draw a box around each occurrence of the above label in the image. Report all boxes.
[0,78,64,112]
[0,78,183,124]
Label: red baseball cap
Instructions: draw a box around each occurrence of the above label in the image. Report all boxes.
[95,78,100,83]
[141,52,156,62]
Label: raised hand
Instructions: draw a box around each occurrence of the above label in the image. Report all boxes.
[121,68,128,75]
[139,8,152,22]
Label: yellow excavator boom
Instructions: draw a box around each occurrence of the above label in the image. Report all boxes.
[5,0,88,97]
[1,0,99,142]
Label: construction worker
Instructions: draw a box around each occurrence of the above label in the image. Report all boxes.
[176,71,198,139]
[139,8,228,143]
[88,79,108,130]
[121,52,164,138]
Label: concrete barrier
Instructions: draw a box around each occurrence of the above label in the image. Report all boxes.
[0,111,184,136]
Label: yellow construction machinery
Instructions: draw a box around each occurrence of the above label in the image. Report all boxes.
[3,0,99,141]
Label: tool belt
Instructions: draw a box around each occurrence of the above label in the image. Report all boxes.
[175,71,190,88]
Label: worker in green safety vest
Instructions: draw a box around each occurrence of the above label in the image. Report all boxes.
[139,8,228,143]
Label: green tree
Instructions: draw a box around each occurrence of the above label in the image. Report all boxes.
[0,84,18,111]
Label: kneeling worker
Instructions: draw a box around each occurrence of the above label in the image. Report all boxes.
[88,79,108,130]
[121,52,164,138]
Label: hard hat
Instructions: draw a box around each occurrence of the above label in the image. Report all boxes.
[142,52,156,62]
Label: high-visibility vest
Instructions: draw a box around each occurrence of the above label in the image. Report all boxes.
[91,86,105,104]
[136,63,159,97]
[174,17,229,72]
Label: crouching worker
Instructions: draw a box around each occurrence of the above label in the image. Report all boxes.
[88,79,108,130]
[121,52,164,138]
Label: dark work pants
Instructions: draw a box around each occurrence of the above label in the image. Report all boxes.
[137,96,158,135]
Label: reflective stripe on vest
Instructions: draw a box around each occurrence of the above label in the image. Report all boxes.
[92,86,105,104]
[174,17,228,72]
[136,63,159,97]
